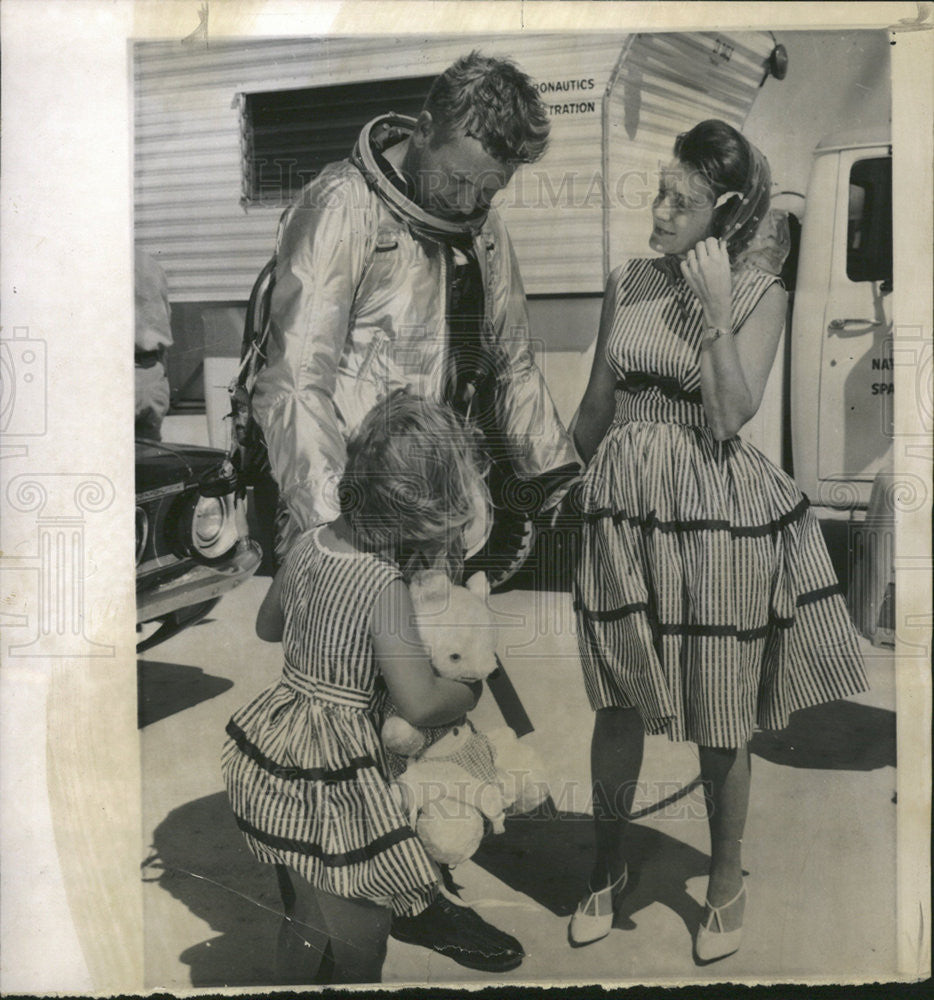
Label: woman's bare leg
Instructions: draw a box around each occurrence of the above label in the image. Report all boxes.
[589,707,645,888]
[697,744,750,930]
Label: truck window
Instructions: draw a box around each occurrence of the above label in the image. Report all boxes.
[846,156,892,286]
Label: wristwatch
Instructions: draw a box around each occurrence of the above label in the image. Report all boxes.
[701,325,729,346]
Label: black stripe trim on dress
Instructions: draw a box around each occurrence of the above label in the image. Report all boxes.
[580,507,726,531]
[656,621,792,640]
[573,599,648,622]
[732,497,810,536]
[582,497,810,538]
[575,601,795,638]
[796,583,843,607]
[226,719,380,783]
[576,585,842,633]
[233,813,420,867]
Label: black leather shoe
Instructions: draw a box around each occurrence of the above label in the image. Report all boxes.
[390,894,524,972]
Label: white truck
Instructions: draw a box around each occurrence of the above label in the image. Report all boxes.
[787,126,894,646]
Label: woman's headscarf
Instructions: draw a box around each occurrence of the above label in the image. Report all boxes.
[735,206,791,276]
[714,137,773,261]
[673,121,774,264]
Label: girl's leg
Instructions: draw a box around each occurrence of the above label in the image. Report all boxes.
[274,866,330,985]
[589,706,645,888]
[314,889,393,984]
[697,743,751,930]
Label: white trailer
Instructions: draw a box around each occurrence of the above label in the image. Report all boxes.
[134,31,781,300]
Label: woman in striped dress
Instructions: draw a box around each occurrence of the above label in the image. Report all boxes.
[568,121,868,961]
[222,391,494,984]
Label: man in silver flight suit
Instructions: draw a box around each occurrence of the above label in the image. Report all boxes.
[252,52,580,974]
[134,249,173,441]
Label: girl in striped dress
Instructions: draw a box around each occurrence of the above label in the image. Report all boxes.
[568,121,868,961]
[222,391,492,984]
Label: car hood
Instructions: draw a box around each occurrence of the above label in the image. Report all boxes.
[135,439,228,492]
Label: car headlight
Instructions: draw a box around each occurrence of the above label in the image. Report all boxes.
[194,495,224,544]
[189,494,240,559]
[135,507,149,566]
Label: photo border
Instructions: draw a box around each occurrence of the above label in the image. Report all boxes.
[0,1,930,993]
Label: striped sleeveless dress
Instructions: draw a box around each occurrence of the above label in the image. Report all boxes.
[222,528,437,914]
[575,257,868,748]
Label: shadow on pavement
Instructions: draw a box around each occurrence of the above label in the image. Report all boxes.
[751,700,896,770]
[472,808,709,937]
[143,791,282,987]
[138,660,233,728]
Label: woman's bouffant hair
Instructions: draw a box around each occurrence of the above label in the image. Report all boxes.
[423,50,550,164]
[339,390,490,578]
[674,119,772,259]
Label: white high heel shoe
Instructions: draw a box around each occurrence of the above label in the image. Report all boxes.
[694,882,746,963]
[568,866,629,947]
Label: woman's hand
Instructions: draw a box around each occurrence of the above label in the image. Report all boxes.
[680,237,732,328]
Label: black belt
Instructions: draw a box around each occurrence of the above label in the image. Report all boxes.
[618,373,702,406]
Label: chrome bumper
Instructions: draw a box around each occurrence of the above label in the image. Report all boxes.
[136,539,262,623]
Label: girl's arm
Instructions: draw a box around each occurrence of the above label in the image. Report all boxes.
[371,580,480,728]
[681,238,787,441]
[572,266,623,463]
[255,565,286,642]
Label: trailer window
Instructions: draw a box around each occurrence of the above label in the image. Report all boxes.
[846,156,892,286]
[241,76,435,204]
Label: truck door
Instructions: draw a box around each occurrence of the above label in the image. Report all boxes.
[814,146,893,507]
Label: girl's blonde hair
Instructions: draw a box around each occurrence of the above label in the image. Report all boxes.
[339,390,490,578]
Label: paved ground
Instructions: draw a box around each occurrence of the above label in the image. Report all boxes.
[139,576,896,989]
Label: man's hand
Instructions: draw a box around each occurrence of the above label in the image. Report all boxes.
[528,463,583,517]
[542,476,585,529]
